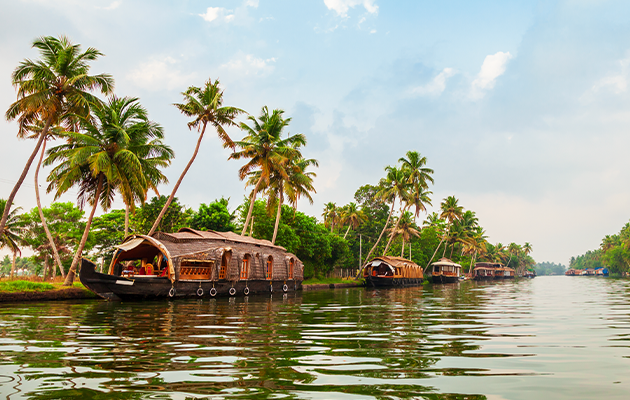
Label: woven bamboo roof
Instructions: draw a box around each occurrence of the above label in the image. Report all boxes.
[153,228,286,251]
[369,256,420,269]
[431,257,462,267]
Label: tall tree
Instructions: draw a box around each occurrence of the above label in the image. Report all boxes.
[0,200,25,279]
[46,97,170,285]
[229,107,305,236]
[340,202,367,239]
[363,166,408,264]
[322,202,339,233]
[149,79,245,236]
[2,35,114,236]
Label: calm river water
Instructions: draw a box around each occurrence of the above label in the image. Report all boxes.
[1,276,630,399]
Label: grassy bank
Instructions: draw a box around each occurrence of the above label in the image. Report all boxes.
[303,277,363,285]
[0,279,91,294]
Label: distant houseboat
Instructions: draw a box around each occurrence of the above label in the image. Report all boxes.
[363,256,423,287]
[429,258,462,283]
[523,270,536,278]
[80,228,303,300]
[472,262,500,281]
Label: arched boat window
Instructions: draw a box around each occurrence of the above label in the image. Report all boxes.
[219,251,231,280]
[241,254,251,280]
[266,256,273,280]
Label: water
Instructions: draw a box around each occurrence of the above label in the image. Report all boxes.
[1,276,630,399]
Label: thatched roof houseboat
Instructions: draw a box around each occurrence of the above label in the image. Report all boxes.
[472,262,500,281]
[80,228,303,300]
[363,256,423,287]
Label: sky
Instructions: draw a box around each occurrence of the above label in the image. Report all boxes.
[2,0,630,266]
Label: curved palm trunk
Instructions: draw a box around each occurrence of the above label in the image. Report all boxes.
[35,139,66,278]
[63,173,104,286]
[363,196,396,265]
[383,203,408,255]
[400,237,405,257]
[241,175,264,236]
[124,203,130,237]
[0,115,52,236]
[149,122,207,236]
[271,190,283,244]
[343,224,351,239]
[425,236,446,275]
[10,250,17,279]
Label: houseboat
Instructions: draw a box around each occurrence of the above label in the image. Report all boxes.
[79,228,303,300]
[472,262,500,281]
[429,258,462,283]
[523,270,536,278]
[363,256,423,287]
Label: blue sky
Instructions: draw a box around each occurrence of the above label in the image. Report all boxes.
[2,0,630,265]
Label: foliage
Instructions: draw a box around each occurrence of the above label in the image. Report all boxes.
[239,199,348,278]
[535,262,566,275]
[90,209,126,266]
[0,256,39,276]
[570,250,603,271]
[133,196,192,234]
[187,199,236,232]
[21,202,88,273]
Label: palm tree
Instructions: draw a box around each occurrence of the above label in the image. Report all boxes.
[424,196,463,271]
[229,107,306,236]
[322,202,339,233]
[46,97,172,285]
[149,78,245,236]
[340,202,367,239]
[0,200,26,279]
[249,155,318,244]
[1,35,114,237]
[387,211,420,257]
[33,125,66,278]
[363,166,408,263]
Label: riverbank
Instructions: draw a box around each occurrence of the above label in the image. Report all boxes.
[0,280,98,302]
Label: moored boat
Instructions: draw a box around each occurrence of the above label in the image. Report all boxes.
[363,256,423,287]
[429,258,462,283]
[79,228,303,300]
[472,262,500,281]
[523,270,536,278]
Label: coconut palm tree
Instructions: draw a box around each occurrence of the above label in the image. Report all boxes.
[0,200,26,279]
[322,202,339,233]
[249,155,318,244]
[2,35,114,237]
[46,97,172,285]
[363,166,409,263]
[230,107,306,236]
[340,202,367,239]
[387,211,420,257]
[383,181,432,255]
[424,196,463,271]
[149,78,245,236]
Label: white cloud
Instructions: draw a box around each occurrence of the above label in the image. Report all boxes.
[470,51,513,99]
[591,56,630,94]
[199,1,259,23]
[103,1,120,10]
[199,7,230,22]
[324,0,378,18]
[220,54,276,76]
[127,56,195,91]
[411,67,456,96]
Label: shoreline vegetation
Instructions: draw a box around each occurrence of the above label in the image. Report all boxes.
[2,35,538,296]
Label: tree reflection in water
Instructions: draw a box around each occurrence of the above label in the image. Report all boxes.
[0,284,500,399]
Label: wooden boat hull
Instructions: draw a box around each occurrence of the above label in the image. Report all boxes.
[473,275,494,281]
[365,276,423,288]
[430,275,460,284]
[80,259,302,300]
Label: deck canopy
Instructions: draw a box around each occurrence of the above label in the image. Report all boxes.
[431,257,461,267]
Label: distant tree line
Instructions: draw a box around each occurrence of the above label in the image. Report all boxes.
[534,262,566,276]
[571,221,630,275]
